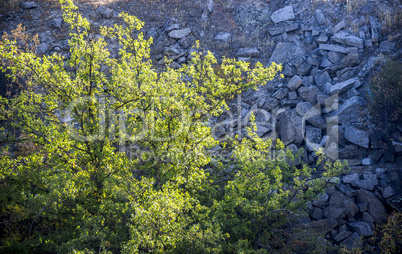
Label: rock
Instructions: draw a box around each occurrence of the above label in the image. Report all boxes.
[283,65,296,77]
[297,62,312,76]
[358,202,368,212]
[215,32,231,43]
[356,189,387,224]
[362,158,373,166]
[339,52,360,67]
[343,126,369,148]
[343,173,359,185]
[370,16,381,44]
[168,28,192,39]
[332,20,346,34]
[164,46,180,56]
[269,42,298,65]
[330,78,357,95]
[48,18,63,29]
[272,88,288,100]
[166,23,180,32]
[340,232,363,250]
[362,212,375,230]
[271,5,295,24]
[382,186,394,199]
[324,207,345,220]
[334,231,352,243]
[296,102,326,129]
[287,75,302,91]
[378,41,396,54]
[315,9,326,25]
[310,207,324,220]
[298,86,319,106]
[262,97,279,111]
[276,109,305,146]
[348,221,374,237]
[337,184,358,198]
[320,58,333,68]
[343,199,359,218]
[386,169,402,211]
[236,48,259,58]
[256,125,271,137]
[329,192,348,207]
[392,141,402,152]
[332,31,364,49]
[327,96,364,124]
[178,37,193,48]
[268,23,299,36]
[314,71,331,89]
[319,44,348,54]
[306,218,338,234]
[317,33,329,43]
[20,2,39,9]
[97,6,114,19]
[37,42,49,55]
[306,126,322,144]
[281,99,298,108]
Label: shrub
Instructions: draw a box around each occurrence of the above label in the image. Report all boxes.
[0,0,346,253]
[369,59,402,125]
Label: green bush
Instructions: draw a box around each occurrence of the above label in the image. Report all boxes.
[0,1,346,253]
[369,59,402,124]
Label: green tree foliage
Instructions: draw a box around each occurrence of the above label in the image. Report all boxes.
[0,1,347,253]
[369,59,402,124]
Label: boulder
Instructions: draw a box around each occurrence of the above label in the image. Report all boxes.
[356,189,387,224]
[306,126,322,144]
[327,96,364,124]
[340,232,363,250]
[332,20,346,34]
[392,141,402,152]
[276,109,305,146]
[298,86,319,106]
[315,9,326,25]
[215,32,231,43]
[343,126,369,148]
[319,44,348,54]
[334,231,352,243]
[296,102,326,129]
[332,31,364,49]
[97,6,114,19]
[324,207,345,220]
[310,207,324,220]
[168,28,192,39]
[20,2,39,9]
[269,42,298,65]
[330,78,357,95]
[339,53,360,67]
[356,173,378,191]
[348,221,374,237]
[314,71,331,89]
[305,218,338,234]
[268,23,299,36]
[287,75,302,91]
[236,48,259,58]
[271,6,295,24]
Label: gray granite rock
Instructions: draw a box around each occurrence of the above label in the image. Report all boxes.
[268,23,299,36]
[97,6,113,19]
[287,75,303,91]
[236,47,259,58]
[332,31,364,49]
[343,126,369,148]
[348,221,374,237]
[319,44,348,53]
[315,9,326,25]
[215,32,231,43]
[296,102,326,129]
[334,230,352,243]
[168,28,192,39]
[330,78,357,95]
[298,86,319,106]
[340,232,363,250]
[356,189,387,224]
[271,5,295,23]
[20,2,39,9]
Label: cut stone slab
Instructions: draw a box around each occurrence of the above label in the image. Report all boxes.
[319,44,348,54]
[348,221,374,237]
[268,23,299,36]
[271,5,295,24]
[287,75,303,91]
[330,78,357,95]
[343,126,369,148]
[168,28,192,39]
[332,31,364,49]
[236,48,259,57]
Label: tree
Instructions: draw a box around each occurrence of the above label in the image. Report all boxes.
[0,1,346,253]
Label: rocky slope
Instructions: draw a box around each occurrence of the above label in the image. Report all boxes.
[1,0,401,252]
